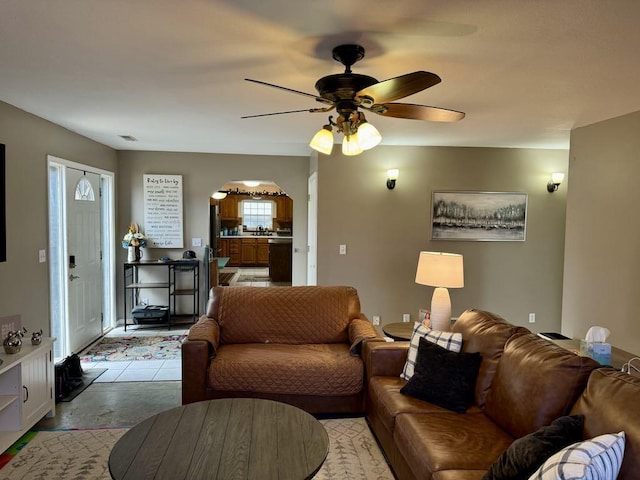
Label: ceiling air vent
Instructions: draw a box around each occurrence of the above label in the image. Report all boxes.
[119,135,138,142]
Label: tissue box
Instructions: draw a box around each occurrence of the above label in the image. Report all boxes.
[580,340,612,365]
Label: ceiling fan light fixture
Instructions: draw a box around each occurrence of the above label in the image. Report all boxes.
[309,125,334,155]
[357,121,382,150]
[342,133,363,156]
[243,180,261,187]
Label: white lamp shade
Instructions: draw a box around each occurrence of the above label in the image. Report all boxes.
[309,128,334,155]
[342,134,363,156]
[212,191,227,200]
[357,122,382,150]
[387,169,399,180]
[551,172,565,184]
[415,251,464,288]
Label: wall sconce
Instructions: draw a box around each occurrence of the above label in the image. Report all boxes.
[547,172,565,193]
[386,169,399,190]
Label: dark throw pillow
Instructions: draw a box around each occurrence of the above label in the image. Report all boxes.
[482,414,585,480]
[400,336,481,413]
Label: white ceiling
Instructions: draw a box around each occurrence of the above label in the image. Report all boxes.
[1,0,639,157]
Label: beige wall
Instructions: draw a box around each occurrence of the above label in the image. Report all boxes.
[0,101,117,335]
[116,150,309,309]
[317,145,569,332]
[562,111,640,353]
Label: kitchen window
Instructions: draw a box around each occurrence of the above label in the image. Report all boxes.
[243,200,273,230]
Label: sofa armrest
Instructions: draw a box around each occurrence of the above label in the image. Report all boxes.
[187,315,220,352]
[363,341,410,379]
[349,318,385,355]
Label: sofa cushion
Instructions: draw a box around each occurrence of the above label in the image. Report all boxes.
[482,414,584,480]
[209,286,361,345]
[570,368,640,479]
[368,376,482,433]
[209,343,363,396]
[401,338,481,413]
[395,412,514,477]
[452,309,530,409]
[484,333,599,439]
[529,432,625,480]
[401,322,462,381]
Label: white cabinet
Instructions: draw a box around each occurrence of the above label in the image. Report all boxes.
[0,338,55,453]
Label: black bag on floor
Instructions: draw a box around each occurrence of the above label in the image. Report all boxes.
[55,353,84,402]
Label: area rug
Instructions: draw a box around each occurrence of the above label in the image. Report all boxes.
[80,335,186,362]
[0,418,393,479]
[0,428,128,480]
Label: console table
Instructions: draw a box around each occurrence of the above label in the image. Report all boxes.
[123,260,199,330]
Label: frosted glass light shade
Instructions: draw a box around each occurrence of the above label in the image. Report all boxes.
[551,172,565,184]
[357,122,382,150]
[212,191,227,200]
[342,134,363,156]
[309,128,334,155]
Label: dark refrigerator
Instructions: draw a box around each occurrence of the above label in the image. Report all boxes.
[205,203,221,300]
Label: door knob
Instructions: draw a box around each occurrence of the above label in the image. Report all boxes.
[69,274,80,281]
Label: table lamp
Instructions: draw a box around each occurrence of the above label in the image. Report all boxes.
[415,251,464,331]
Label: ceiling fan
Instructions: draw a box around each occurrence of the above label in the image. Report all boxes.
[242,44,465,156]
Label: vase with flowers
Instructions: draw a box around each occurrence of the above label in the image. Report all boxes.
[122,222,147,262]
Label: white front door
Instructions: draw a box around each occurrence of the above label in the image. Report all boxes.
[66,169,102,354]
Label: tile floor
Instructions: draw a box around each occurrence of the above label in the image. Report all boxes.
[81,267,289,383]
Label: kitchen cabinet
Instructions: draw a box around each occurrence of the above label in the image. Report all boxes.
[0,338,55,454]
[219,196,238,220]
[239,238,269,267]
[257,240,270,265]
[226,238,241,266]
[275,196,293,223]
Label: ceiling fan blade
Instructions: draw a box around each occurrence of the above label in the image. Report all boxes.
[372,103,465,122]
[245,78,332,105]
[356,71,441,104]
[241,106,334,119]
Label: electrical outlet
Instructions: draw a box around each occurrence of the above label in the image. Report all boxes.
[372,315,380,326]
[192,237,202,247]
[529,313,536,323]
[339,244,347,255]
[38,249,47,263]
[141,298,149,306]
[402,313,411,323]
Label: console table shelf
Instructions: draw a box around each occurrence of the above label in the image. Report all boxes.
[123,261,200,331]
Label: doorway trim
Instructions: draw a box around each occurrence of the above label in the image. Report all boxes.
[47,155,116,360]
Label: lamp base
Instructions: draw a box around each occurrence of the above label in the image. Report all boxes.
[430,287,452,331]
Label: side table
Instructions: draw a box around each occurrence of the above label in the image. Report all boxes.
[382,322,414,341]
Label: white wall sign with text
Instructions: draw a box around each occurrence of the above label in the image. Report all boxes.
[143,174,184,248]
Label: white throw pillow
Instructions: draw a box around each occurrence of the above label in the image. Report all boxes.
[528,431,625,480]
[400,322,462,381]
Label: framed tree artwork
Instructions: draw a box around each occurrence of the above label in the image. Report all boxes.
[431,191,528,242]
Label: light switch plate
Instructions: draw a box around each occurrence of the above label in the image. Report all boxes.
[192,238,202,247]
[38,249,47,263]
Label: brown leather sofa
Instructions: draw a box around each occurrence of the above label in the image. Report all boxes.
[364,309,640,479]
[182,285,383,414]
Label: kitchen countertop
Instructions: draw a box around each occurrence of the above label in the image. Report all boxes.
[220,235,293,239]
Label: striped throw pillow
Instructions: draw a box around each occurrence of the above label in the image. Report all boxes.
[528,432,625,480]
[401,322,462,381]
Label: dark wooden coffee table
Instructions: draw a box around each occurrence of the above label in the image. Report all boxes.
[109,398,329,480]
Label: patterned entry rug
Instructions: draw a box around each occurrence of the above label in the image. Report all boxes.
[0,418,393,479]
[80,335,186,362]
